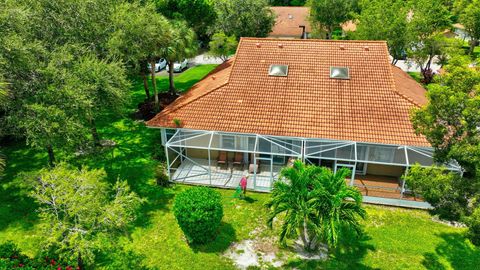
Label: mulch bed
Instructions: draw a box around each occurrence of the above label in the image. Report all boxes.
[134,92,179,121]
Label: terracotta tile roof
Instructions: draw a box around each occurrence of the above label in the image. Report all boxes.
[270,7,311,38]
[391,66,427,106]
[147,38,430,147]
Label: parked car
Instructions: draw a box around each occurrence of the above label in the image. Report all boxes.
[148,58,167,72]
[166,59,188,73]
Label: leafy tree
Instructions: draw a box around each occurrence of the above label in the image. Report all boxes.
[354,0,409,64]
[308,0,358,39]
[173,187,223,244]
[460,0,480,55]
[28,163,142,269]
[266,161,365,252]
[109,2,171,104]
[409,55,480,243]
[214,0,275,39]
[163,20,198,95]
[407,0,452,84]
[208,32,238,62]
[156,0,217,43]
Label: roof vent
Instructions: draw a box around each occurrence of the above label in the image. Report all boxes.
[330,67,349,80]
[364,46,369,51]
[256,43,261,48]
[269,64,288,77]
[339,45,345,50]
[288,14,293,19]
[278,43,283,48]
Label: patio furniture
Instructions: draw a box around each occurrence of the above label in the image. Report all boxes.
[248,153,260,174]
[217,151,228,169]
[232,152,244,169]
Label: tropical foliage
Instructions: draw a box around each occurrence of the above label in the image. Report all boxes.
[208,32,238,62]
[266,160,366,252]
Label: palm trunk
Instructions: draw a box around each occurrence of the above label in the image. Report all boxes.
[141,70,150,99]
[90,119,100,146]
[150,60,159,108]
[46,145,55,167]
[168,61,176,96]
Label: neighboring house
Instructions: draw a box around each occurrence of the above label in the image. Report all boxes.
[443,23,471,41]
[147,38,460,206]
[270,6,311,39]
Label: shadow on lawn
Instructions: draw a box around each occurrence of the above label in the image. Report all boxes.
[422,232,480,270]
[190,222,237,254]
[284,230,377,270]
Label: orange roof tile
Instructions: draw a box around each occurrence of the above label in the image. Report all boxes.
[270,7,311,38]
[147,38,430,147]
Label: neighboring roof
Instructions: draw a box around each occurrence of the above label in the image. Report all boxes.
[270,6,311,37]
[147,38,430,147]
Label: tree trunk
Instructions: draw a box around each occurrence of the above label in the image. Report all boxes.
[77,252,84,270]
[469,39,477,55]
[168,61,176,96]
[90,119,100,146]
[141,70,150,100]
[150,60,159,108]
[46,145,55,167]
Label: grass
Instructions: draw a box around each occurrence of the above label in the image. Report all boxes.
[408,71,422,84]
[1,64,480,269]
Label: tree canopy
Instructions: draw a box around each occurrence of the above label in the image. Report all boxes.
[28,163,142,268]
[308,0,358,39]
[460,0,480,54]
[214,0,275,39]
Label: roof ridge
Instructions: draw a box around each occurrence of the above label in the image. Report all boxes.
[239,37,387,44]
[147,60,235,122]
[381,44,423,108]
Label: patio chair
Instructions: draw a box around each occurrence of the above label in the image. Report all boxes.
[217,151,228,169]
[232,152,244,169]
[248,153,260,174]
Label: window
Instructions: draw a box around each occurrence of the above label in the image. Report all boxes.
[330,67,349,79]
[368,146,395,163]
[220,135,235,149]
[269,65,288,76]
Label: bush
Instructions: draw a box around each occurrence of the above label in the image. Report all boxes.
[173,187,223,244]
[467,207,480,246]
[155,163,170,187]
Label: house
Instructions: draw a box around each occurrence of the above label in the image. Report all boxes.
[269,7,311,39]
[269,6,357,39]
[147,38,460,206]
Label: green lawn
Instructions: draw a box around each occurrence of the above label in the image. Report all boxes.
[1,64,480,269]
[408,71,422,84]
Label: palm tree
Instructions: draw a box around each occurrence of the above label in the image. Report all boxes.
[164,20,197,96]
[266,160,366,252]
[314,167,366,248]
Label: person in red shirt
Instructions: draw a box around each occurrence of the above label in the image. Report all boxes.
[240,175,249,198]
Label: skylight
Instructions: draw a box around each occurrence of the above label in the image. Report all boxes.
[330,67,350,79]
[269,65,288,77]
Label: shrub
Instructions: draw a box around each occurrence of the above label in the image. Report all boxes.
[467,207,480,246]
[173,187,223,244]
[155,163,170,187]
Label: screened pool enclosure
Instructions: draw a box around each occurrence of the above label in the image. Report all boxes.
[162,129,461,200]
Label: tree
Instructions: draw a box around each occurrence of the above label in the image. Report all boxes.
[460,0,480,55]
[156,0,217,43]
[208,32,238,62]
[266,161,365,252]
[0,79,7,174]
[72,55,130,145]
[409,55,480,243]
[163,20,198,95]
[28,163,142,269]
[214,0,275,39]
[407,0,452,84]
[354,0,409,64]
[269,0,307,6]
[108,2,171,104]
[308,0,357,39]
